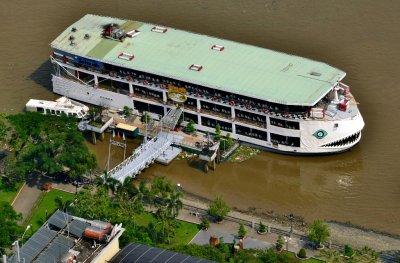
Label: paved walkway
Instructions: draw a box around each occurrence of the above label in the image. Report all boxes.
[11,174,77,221]
[191,225,273,250]
[176,200,319,257]
[12,182,41,220]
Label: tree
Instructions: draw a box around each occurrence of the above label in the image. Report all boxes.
[72,187,114,221]
[207,196,230,222]
[308,219,330,248]
[141,113,151,123]
[238,223,247,238]
[214,124,221,141]
[0,202,22,254]
[55,196,73,212]
[5,113,96,181]
[123,106,131,117]
[185,119,195,134]
[149,176,183,219]
[226,133,233,148]
[155,207,176,244]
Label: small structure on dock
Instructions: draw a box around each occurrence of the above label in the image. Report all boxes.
[199,141,220,172]
[79,116,114,144]
[115,123,139,138]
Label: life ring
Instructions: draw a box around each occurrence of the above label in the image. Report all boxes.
[126,76,133,81]
[143,80,149,85]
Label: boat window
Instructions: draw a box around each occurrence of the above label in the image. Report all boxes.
[56,110,61,115]
[270,117,299,130]
[51,110,56,115]
[46,109,51,114]
[270,133,300,147]
[73,113,77,117]
[37,107,44,113]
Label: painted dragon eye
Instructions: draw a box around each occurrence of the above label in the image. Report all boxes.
[313,129,328,139]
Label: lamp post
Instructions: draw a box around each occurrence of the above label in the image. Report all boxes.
[284,236,291,252]
[13,224,31,262]
[21,224,31,246]
[12,240,20,263]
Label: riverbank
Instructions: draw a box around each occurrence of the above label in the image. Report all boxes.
[181,189,400,252]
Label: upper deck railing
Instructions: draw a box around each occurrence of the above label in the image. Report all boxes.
[52,55,310,121]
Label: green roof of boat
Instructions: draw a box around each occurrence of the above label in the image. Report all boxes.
[51,14,346,106]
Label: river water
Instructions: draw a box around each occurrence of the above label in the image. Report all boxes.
[1,0,399,235]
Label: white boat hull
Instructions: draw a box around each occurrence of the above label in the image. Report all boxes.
[52,75,364,155]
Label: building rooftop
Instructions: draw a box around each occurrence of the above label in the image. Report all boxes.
[51,14,346,106]
[9,210,124,263]
[110,243,215,263]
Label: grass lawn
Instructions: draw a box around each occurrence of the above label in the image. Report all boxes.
[134,211,199,246]
[0,178,22,203]
[171,220,200,245]
[28,189,74,232]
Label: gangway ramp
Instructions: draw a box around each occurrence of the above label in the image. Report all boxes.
[108,132,173,183]
[161,108,182,131]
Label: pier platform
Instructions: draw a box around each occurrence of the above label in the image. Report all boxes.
[156,146,182,165]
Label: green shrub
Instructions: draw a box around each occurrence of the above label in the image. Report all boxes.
[298,248,307,258]
[200,218,210,230]
[344,244,354,257]
[258,222,266,233]
[238,223,246,238]
[275,235,284,251]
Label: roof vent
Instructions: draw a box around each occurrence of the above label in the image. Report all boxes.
[71,27,77,32]
[309,71,322,76]
[118,52,134,61]
[211,44,224,51]
[189,64,203,71]
[84,33,90,39]
[151,26,168,33]
[126,29,141,38]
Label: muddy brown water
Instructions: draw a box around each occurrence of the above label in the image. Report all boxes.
[1,1,399,235]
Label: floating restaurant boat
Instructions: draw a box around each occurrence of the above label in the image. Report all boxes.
[26,97,89,119]
[49,14,364,154]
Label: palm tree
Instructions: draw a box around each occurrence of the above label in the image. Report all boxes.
[55,196,73,212]
[156,208,176,244]
[166,191,183,218]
